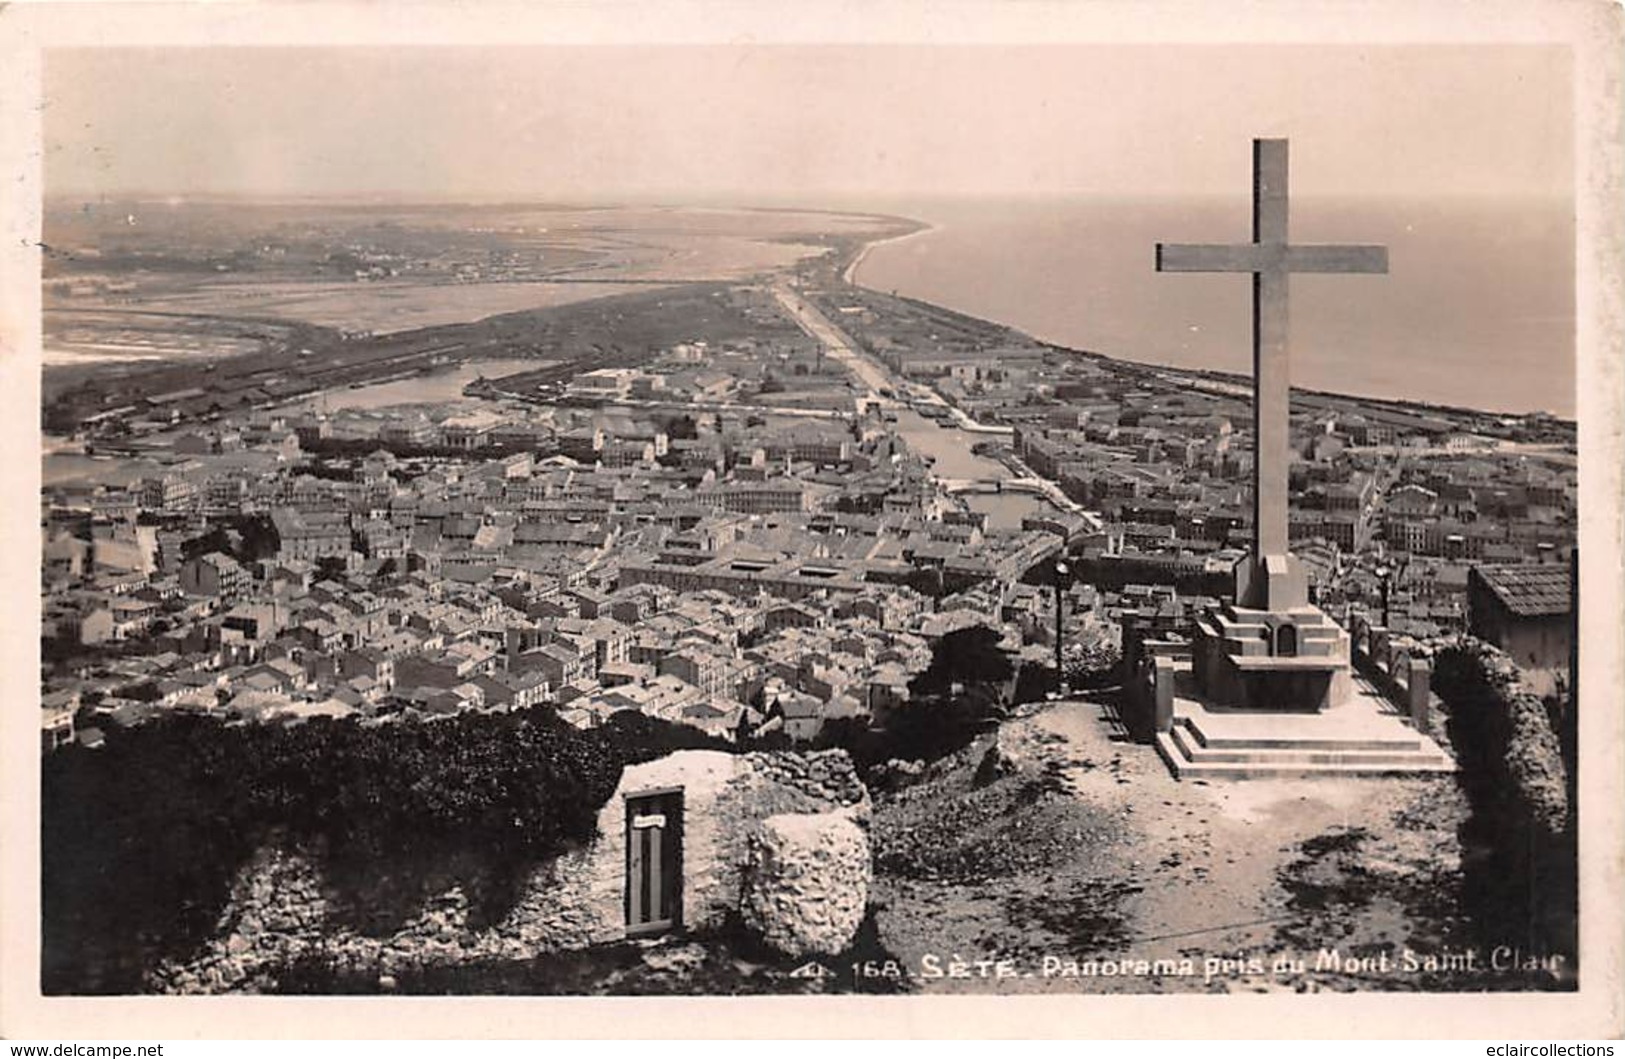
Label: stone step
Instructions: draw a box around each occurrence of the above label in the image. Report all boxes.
[1179,716,1425,753]
[1156,730,1456,780]
[1168,723,1449,768]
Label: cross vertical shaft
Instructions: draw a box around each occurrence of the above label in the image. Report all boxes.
[1252,139,1291,561]
[1156,138,1387,611]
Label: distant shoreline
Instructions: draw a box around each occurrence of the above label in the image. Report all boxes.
[840,219,1575,429]
[841,221,939,286]
[39,199,1574,430]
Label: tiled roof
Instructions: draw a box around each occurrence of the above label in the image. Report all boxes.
[1475,563,1572,617]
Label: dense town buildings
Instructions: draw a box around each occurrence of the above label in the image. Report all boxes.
[42,260,1575,761]
[42,355,1062,748]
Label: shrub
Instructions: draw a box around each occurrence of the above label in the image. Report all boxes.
[814,627,1016,771]
[42,708,629,993]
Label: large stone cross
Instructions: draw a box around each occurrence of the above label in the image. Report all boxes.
[1157,138,1387,610]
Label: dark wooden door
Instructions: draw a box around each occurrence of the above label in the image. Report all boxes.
[625,791,682,935]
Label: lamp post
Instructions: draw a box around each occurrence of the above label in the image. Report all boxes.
[1375,565,1392,628]
[1054,558,1070,697]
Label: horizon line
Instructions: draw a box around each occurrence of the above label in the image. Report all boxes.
[41,188,1576,207]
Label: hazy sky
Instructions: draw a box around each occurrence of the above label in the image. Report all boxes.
[44,45,1572,203]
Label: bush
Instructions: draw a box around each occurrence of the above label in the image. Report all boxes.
[909,626,1013,693]
[595,709,734,765]
[42,709,629,993]
[814,627,1016,771]
[1065,639,1123,689]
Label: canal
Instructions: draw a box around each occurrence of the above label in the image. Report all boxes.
[891,406,1051,531]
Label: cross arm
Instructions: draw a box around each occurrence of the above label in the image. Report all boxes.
[1155,243,1273,273]
[1285,245,1388,274]
[1157,242,1389,275]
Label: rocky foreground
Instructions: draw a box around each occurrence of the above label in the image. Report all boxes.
[158,691,1569,996]
[865,696,1561,994]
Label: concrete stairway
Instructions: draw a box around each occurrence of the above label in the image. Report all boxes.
[1154,703,1456,780]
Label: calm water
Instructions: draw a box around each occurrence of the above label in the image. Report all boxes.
[855,196,1574,418]
[292,358,549,412]
[43,452,155,489]
[892,407,1047,529]
[892,407,1006,479]
[963,492,1046,531]
[42,359,552,486]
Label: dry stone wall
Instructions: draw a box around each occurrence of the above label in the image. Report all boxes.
[150,847,327,994]
[1432,636,1570,837]
[1429,635,1576,961]
[738,749,870,823]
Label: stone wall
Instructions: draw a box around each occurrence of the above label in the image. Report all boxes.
[1347,613,1433,727]
[1429,635,1576,961]
[1432,636,1570,837]
[738,749,870,823]
[149,748,871,993]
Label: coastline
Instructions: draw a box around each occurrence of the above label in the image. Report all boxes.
[840,218,1575,429]
[41,200,1574,432]
[841,221,939,287]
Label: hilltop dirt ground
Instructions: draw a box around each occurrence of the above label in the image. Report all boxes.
[867,696,1491,994]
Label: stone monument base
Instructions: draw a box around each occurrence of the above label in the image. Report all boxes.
[1153,660,1454,779]
[1234,551,1310,612]
[1189,600,1353,712]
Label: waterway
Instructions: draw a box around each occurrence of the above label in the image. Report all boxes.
[291,358,550,413]
[892,407,1005,480]
[891,405,1049,530]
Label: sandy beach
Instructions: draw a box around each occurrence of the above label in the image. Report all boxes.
[843,221,940,286]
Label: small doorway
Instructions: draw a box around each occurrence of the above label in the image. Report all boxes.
[625,790,683,936]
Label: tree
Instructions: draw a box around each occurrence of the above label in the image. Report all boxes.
[232,515,281,563]
[902,566,948,599]
[910,626,1014,695]
[315,555,348,583]
[181,527,231,563]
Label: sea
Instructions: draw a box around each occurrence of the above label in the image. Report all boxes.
[850,195,1575,419]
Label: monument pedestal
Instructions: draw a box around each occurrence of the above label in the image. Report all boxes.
[1189,600,1353,713]
[1147,551,1451,778]
[1153,660,1454,778]
[1185,547,1351,708]
[1234,551,1310,613]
